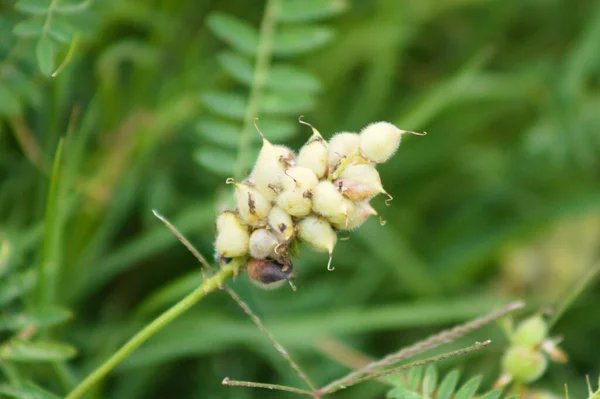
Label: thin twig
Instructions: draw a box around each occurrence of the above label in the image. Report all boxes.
[222,377,315,397]
[233,0,279,180]
[320,340,492,396]
[225,287,316,392]
[319,301,524,393]
[152,210,214,273]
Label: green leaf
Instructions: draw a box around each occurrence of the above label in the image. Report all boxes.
[12,18,44,37]
[0,85,21,116]
[436,369,460,399]
[0,382,61,399]
[200,91,246,119]
[278,0,347,22]
[387,387,423,399]
[218,52,321,92]
[0,307,72,331]
[261,91,315,115]
[36,36,54,75]
[15,0,50,15]
[407,366,423,391]
[478,389,503,399]
[55,0,93,14]
[196,117,297,148]
[422,365,438,397]
[0,340,77,362]
[0,269,37,306]
[206,12,258,56]
[194,148,236,176]
[272,25,335,56]
[454,375,482,399]
[48,22,73,43]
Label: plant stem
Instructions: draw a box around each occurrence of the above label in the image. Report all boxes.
[550,263,600,328]
[222,377,315,397]
[65,261,241,399]
[233,0,279,180]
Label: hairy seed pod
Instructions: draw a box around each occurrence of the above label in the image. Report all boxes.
[327,132,360,174]
[249,228,279,259]
[359,122,424,163]
[268,205,295,241]
[312,180,345,218]
[297,119,329,178]
[337,164,390,203]
[282,166,319,191]
[333,201,377,230]
[276,187,312,217]
[327,198,357,230]
[513,315,548,347]
[214,211,249,258]
[297,215,337,271]
[502,346,548,383]
[247,258,294,290]
[230,180,272,227]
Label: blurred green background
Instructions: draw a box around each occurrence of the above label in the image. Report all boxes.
[1,0,600,398]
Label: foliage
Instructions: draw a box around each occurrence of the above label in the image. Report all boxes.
[1,0,599,398]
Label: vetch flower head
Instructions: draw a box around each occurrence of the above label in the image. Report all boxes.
[215,211,250,258]
[359,121,426,164]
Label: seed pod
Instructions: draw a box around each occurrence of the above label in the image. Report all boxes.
[229,179,272,227]
[312,180,345,218]
[502,346,548,383]
[332,201,377,230]
[298,215,337,271]
[247,257,294,290]
[359,121,425,163]
[214,211,250,258]
[327,132,360,174]
[282,166,319,191]
[276,187,312,217]
[327,198,356,230]
[249,228,279,259]
[512,315,548,347]
[268,205,295,242]
[336,164,391,203]
[297,119,328,179]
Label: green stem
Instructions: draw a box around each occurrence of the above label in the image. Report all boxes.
[550,263,600,327]
[65,261,241,399]
[233,0,279,180]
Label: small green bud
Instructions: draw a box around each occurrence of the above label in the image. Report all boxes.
[297,118,329,179]
[327,132,360,174]
[297,215,337,271]
[513,315,548,347]
[214,211,250,258]
[268,205,295,241]
[229,179,272,227]
[249,228,279,259]
[359,122,425,163]
[502,346,548,383]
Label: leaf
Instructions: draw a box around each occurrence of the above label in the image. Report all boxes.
[36,36,54,76]
[0,269,37,306]
[200,91,246,119]
[218,52,321,92]
[407,366,423,391]
[387,387,423,399]
[194,148,236,176]
[261,91,315,115]
[55,0,93,14]
[206,12,258,56]
[48,22,73,43]
[15,0,50,15]
[478,389,503,399]
[0,382,61,399]
[278,0,348,23]
[436,369,460,399]
[272,25,335,56]
[0,85,21,116]
[0,307,72,331]
[196,117,297,149]
[12,18,44,37]
[453,375,482,399]
[0,340,77,362]
[422,365,438,397]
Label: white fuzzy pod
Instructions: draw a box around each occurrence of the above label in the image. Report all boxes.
[297,137,328,179]
[249,228,279,259]
[359,121,401,163]
[312,180,345,217]
[336,164,385,201]
[234,183,272,227]
[336,201,377,230]
[327,198,357,229]
[268,206,294,241]
[282,166,319,191]
[215,211,250,257]
[252,139,296,201]
[298,215,337,271]
[327,132,360,173]
[276,188,312,217]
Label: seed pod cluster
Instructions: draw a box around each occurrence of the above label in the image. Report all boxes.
[214,118,424,289]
